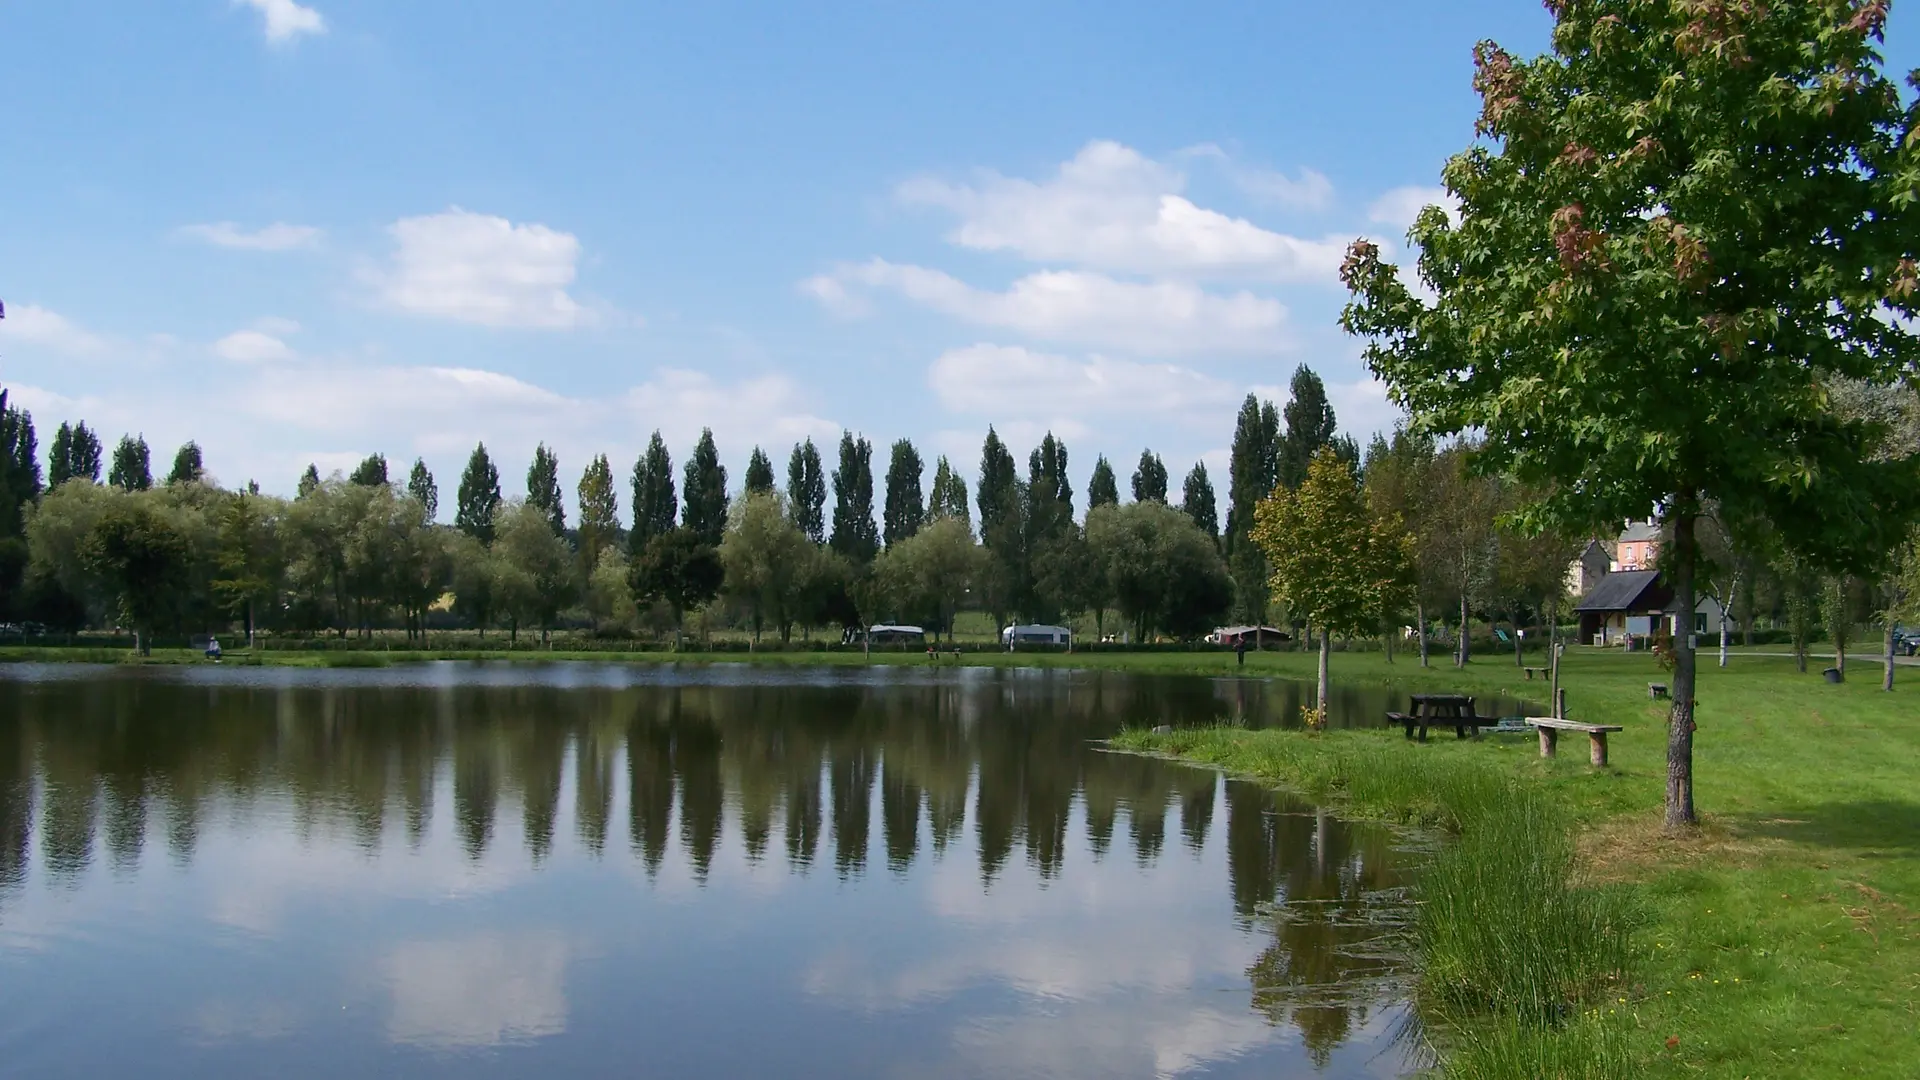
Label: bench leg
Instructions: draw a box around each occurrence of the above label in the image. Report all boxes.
[1538,727,1557,758]
[1418,724,1429,743]
[1589,732,1608,768]
[1403,722,1415,741]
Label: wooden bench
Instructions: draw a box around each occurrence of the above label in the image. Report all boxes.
[1387,710,1506,742]
[1527,717,1625,767]
[1523,666,1548,680]
[1647,682,1668,700]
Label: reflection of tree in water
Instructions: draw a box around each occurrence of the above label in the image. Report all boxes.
[1227,780,1415,1070]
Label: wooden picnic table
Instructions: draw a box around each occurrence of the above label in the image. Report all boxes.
[1387,694,1501,742]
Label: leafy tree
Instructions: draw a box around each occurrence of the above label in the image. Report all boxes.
[527,443,566,534]
[1130,449,1167,503]
[109,435,152,493]
[976,428,1018,537]
[349,453,389,487]
[576,453,620,566]
[1087,455,1120,510]
[1821,576,1857,677]
[0,395,42,512]
[1032,525,1098,632]
[1225,393,1281,626]
[407,459,438,521]
[1085,501,1233,642]
[1026,433,1073,546]
[1338,1,1920,826]
[926,455,970,530]
[212,491,283,646]
[830,431,878,564]
[744,447,776,494]
[720,490,813,641]
[1181,461,1219,542]
[1254,448,1413,718]
[681,429,728,546]
[872,516,982,641]
[1424,444,1500,667]
[166,442,204,486]
[296,463,320,499]
[1777,551,1821,674]
[495,500,577,642]
[630,431,678,550]
[882,438,925,548]
[48,421,103,488]
[630,526,724,639]
[976,429,1024,627]
[1363,428,1440,664]
[80,497,189,655]
[1277,365,1337,491]
[585,546,637,632]
[447,531,500,637]
[456,443,503,544]
[786,438,828,543]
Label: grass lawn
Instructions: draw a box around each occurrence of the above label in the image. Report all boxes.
[1113,648,1920,1078]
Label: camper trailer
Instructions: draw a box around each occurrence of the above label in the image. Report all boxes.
[1001,624,1071,647]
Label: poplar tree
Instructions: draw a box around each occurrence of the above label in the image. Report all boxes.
[47,423,77,488]
[926,455,971,530]
[407,459,438,520]
[1182,461,1219,542]
[830,431,878,564]
[166,441,204,485]
[577,454,620,564]
[0,397,40,507]
[349,453,389,487]
[1087,455,1120,510]
[527,443,565,534]
[744,447,776,494]
[630,432,678,552]
[1277,365,1338,491]
[1340,0,1920,826]
[681,428,728,546]
[1227,393,1283,625]
[786,439,827,543]
[1131,450,1168,503]
[976,427,1018,537]
[1026,433,1073,544]
[882,438,925,548]
[296,463,320,500]
[456,442,503,543]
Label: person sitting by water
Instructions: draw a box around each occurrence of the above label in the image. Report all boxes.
[205,636,222,662]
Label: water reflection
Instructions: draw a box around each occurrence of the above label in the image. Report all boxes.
[0,664,1432,1079]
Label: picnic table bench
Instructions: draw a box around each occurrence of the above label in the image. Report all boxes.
[1522,666,1549,680]
[1387,694,1505,741]
[1526,717,1625,767]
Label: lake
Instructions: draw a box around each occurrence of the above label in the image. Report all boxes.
[0,663,1522,1078]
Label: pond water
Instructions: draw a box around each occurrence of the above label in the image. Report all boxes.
[0,663,1525,1079]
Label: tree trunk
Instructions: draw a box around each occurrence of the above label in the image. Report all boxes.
[1885,618,1897,692]
[1456,593,1470,667]
[1416,599,1429,668]
[1512,605,1525,667]
[1718,570,1737,668]
[1317,627,1331,720]
[1666,502,1700,829]
[1383,617,1395,664]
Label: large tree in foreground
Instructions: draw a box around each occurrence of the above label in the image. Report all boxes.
[1340,1,1920,827]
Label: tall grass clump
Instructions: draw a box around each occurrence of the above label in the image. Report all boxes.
[1110,726,1641,1078]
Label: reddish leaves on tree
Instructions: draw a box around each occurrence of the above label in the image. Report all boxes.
[1551,203,1608,274]
[1472,41,1524,137]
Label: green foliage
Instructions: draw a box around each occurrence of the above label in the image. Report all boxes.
[79,497,190,652]
[925,455,970,531]
[47,421,103,488]
[1025,433,1073,546]
[1084,500,1232,641]
[349,453,389,488]
[456,442,503,543]
[1087,454,1120,510]
[576,453,619,565]
[1255,449,1415,641]
[1277,365,1337,492]
[296,462,319,499]
[882,438,924,548]
[744,447,776,494]
[681,428,728,546]
[786,438,827,544]
[407,458,438,521]
[630,525,724,625]
[166,441,203,486]
[1180,460,1218,541]
[829,430,877,564]
[527,442,565,533]
[975,427,1018,540]
[212,491,283,632]
[1130,448,1167,503]
[109,435,152,493]
[721,490,815,640]
[495,500,578,638]
[631,431,678,550]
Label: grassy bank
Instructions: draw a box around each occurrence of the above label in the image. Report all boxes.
[1114,651,1920,1078]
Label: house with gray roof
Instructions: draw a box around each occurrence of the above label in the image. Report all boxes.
[1574,568,1727,646]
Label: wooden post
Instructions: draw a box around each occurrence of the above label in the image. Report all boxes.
[1589,731,1609,768]
[1538,725,1558,758]
[1554,687,1567,721]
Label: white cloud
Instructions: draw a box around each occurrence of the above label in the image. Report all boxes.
[804,260,1288,354]
[236,0,327,43]
[928,345,1236,418]
[213,330,296,363]
[177,221,323,251]
[1367,186,1459,233]
[375,208,589,329]
[0,303,106,355]
[897,140,1347,282]
[1181,144,1334,211]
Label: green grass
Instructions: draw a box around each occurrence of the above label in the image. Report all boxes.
[1113,649,1920,1078]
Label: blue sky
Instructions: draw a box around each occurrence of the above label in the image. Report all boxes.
[3,1,1617,511]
